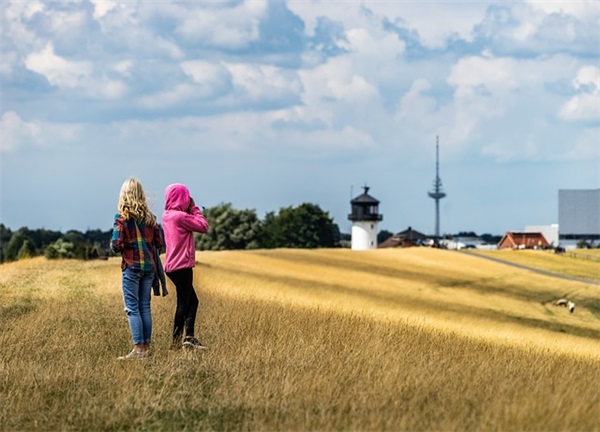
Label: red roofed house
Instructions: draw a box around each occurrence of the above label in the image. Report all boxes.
[497,231,550,250]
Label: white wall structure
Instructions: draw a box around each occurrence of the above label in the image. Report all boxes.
[524,224,559,246]
[348,186,382,251]
[351,221,379,250]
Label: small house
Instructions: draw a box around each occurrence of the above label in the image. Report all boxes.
[497,232,550,250]
[379,226,428,248]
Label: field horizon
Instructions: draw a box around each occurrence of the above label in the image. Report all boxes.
[1,247,599,431]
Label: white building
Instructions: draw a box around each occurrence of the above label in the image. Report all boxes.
[524,224,559,247]
[348,186,382,250]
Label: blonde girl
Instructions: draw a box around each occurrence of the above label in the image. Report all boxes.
[110,178,163,360]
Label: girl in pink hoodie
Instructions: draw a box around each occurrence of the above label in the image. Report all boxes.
[162,183,209,349]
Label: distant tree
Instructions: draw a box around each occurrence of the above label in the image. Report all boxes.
[261,203,340,249]
[16,227,61,251]
[456,231,478,237]
[5,232,35,262]
[44,244,59,259]
[44,239,75,259]
[84,229,113,248]
[64,230,85,245]
[378,230,394,244]
[196,203,262,251]
[17,240,36,260]
[0,224,13,263]
[577,239,592,249]
[481,233,502,244]
[339,232,351,248]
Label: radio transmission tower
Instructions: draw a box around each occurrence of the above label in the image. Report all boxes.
[428,136,446,238]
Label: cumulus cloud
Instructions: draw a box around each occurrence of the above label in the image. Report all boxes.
[290,0,488,48]
[112,60,134,78]
[526,0,598,21]
[140,0,269,50]
[0,111,86,153]
[90,0,119,20]
[226,63,301,101]
[0,111,41,152]
[2,0,46,50]
[559,66,600,122]
[2,0,599,233]
[25,42,92,88]
[475,1,598,56]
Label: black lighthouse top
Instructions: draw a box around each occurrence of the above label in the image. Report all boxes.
[348,186,383,222]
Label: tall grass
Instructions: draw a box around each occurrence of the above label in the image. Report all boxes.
[1,249,599,431]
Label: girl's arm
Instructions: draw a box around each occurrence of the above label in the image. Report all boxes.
[110,216,125,253]
[179,206,209,233]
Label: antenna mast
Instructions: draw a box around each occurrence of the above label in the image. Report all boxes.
[428,135,446,238]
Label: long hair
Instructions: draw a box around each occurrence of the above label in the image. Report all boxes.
[117,178,157,226]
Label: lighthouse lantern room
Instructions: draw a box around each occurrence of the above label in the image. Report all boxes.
[348,186,383,250]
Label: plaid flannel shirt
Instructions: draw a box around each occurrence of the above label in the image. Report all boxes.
[110,214,163,271]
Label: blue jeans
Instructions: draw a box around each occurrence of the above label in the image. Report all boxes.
[122,267,153,345]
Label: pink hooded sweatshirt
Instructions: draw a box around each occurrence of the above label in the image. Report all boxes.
[162,183,209,273]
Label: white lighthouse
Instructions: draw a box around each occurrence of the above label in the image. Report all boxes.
[348,186,383,250]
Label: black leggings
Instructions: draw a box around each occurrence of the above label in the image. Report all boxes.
[166,268,199,341]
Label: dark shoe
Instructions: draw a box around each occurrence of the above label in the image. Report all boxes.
[183,336,208,350]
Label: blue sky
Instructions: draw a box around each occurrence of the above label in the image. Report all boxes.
[1,0,598,236]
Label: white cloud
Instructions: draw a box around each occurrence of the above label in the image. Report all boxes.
[446,56,521,145]
[2,0,45,50]
[0,111,41,153]
[396,79,438,122]
[44,7,87,34]
[366,1,489,48]
[559,65,600,122]
[25,42,92,88]
[172,0,268,49]
[137,83,198,109]
[22,42,128,99]
[96,79,128,100]
[0,111,88,154]
[180,60,232,91]
[4,0,45,21]
[90,0,119,20]
[113,60,134,78]
[225,63,302,102]
[289,0,488,48]
[203,111,376,157]
[2,0,599,234]
[526,0,598,22]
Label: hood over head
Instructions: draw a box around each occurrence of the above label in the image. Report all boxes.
[164,183,190,212]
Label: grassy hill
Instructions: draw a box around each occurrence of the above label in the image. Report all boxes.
[1,248,599,431]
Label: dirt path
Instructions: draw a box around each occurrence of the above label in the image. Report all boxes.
[456,250,600,286]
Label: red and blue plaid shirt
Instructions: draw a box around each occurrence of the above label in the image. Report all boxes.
[111,214,163,272]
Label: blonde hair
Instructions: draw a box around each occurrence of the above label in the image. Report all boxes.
[117,178,157,226]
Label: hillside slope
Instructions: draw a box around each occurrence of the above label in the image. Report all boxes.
[1,249,599,431]
[198,248,600,357]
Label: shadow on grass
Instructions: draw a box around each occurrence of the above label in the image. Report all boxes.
[207,263,600,341]
[0,297,38,323]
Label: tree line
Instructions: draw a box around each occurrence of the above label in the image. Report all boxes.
[1,202,511,264]
[0,202,345,263]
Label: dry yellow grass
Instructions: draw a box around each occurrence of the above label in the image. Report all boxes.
[469,248,600,282]
[1,248,599,431]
